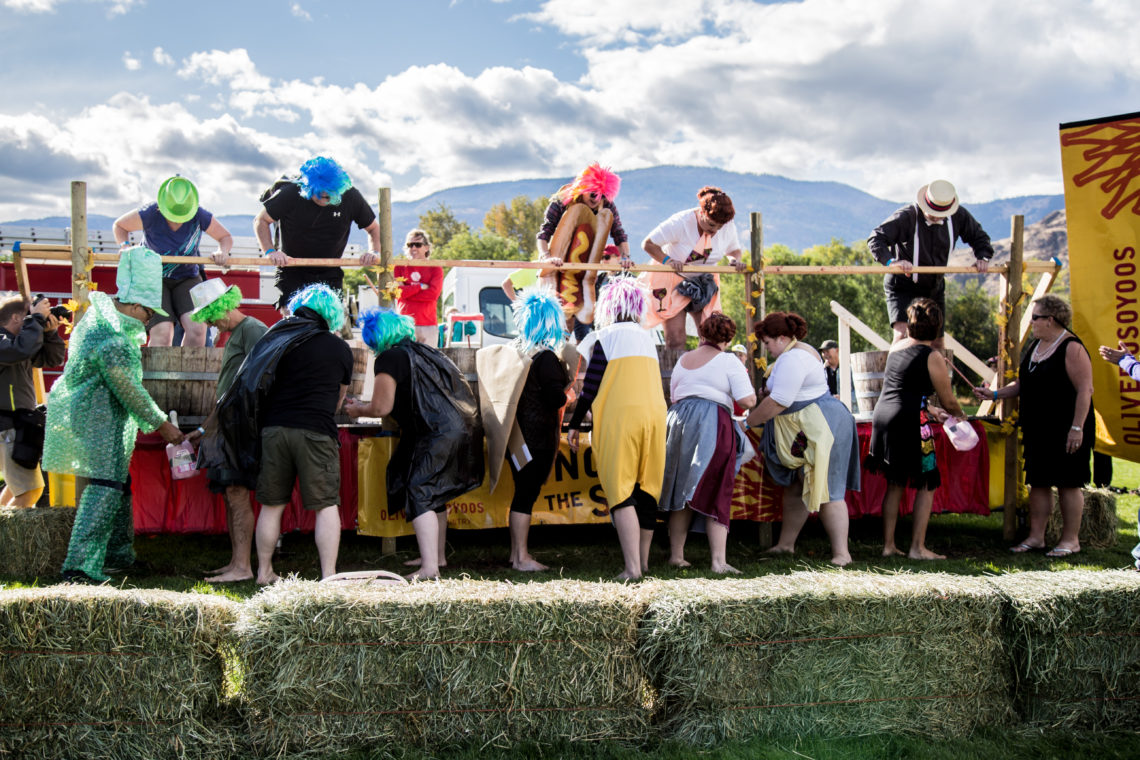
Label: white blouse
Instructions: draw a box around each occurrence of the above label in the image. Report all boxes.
[647,207,742,261]
[766,345,829,406]
[670,352,754,408]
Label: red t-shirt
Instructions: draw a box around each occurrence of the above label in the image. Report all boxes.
[393,263,442,326]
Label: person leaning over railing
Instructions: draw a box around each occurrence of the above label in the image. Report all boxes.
[112,175,233,347]
[974,294,1094,558]
[1097,339,1140,570]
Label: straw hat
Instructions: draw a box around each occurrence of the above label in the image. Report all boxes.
[116,246,168,316]
[916,179,959,218]
[157,176,199,223]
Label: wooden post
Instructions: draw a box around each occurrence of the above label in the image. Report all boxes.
[1002,215,1025,540]
[377,187,393,306]
[749,211,772,549]
[70,181,90,307]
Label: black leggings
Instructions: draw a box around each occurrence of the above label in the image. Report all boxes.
[611,485,658,530]
[508,449,557,516]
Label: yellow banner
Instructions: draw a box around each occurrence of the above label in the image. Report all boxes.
[357,430,778,538]
[1060,111,1140,460]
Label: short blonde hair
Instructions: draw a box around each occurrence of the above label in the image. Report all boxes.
[1032,294,1072,329]
[405,229,431,246]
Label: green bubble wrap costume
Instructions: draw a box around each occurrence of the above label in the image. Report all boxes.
[43,291,167,580]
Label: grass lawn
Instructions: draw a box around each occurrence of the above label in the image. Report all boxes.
[3,459,1140,759]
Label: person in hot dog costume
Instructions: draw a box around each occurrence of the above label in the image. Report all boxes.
[535,163,630,341]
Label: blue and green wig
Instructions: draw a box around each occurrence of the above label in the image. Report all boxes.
[297,156,352,206]
[359,307,416,355]
[287,283,346,331]
[512,287,566,353]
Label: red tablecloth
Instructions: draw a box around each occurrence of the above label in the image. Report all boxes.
[129,428,359,534]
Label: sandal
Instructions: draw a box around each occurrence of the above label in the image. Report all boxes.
[1045,547,1080,558]
[1010,542,1045,554]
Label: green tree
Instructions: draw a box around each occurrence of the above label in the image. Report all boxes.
[945,280,1000,392]
[437,231,528,263]
[484,195,548,258]
[417,202,470,250]
[762,239,889,351]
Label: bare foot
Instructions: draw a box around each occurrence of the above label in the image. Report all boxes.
[711,562,741,574]
[405,568,440,581]
[908,547,946,560]
[205,569,254,583]
[403,557,447,568]
[512,558,549,572]
[255,572,281,586]
[668,558,692,568]
[881,546,905,558]
[830,553,852,567]
[765,546,795,556]
[615,570,643,582]
[206,562,235,576]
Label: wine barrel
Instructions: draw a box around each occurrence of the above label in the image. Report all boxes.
[140,347,223,422]
[851,348,955,416]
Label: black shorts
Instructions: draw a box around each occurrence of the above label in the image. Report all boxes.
[883,274,945,331]
[148,274,205,326]
[207,465,259,494]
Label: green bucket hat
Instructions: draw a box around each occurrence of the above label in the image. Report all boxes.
[116,245,169,317]
[156,175,199,223]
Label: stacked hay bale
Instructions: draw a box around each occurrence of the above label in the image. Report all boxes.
[0,586,240,759]
[1044,488,1118,549]
[0,507,74,578]
[639,572,1012,743]
[992,570,1140,728]
[235,579,655,757]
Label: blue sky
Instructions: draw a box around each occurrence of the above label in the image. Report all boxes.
[1,0,1137,220]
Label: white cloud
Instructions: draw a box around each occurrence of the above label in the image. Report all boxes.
[121,51,140,70]
[152,46,174,66]
[178,49,270,91]
[290,2,310,21]
[2,0,142,13]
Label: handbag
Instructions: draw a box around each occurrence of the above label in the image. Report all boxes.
[10,406,46,470]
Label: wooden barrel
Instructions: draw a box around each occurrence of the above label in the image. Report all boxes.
[850,348,955,415]
[140,347,223,421]
[349,346,371,397]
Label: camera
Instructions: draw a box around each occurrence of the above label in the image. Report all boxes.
[33,294,72,321]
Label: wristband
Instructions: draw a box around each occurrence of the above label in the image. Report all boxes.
[886,258,895,266]
[992,390,997,401]
[264,248,276,256]
[196,426,205,435]
[1070,426,1082,432]
[662,256,672,264]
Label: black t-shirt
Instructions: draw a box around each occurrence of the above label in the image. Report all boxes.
[262,183,377,302]
[262,331,354,438]
[374,346,412,432]
[516,350,570,451]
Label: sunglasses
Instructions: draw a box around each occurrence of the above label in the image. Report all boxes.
[406,241,426,248]
[1030,314,1051,321]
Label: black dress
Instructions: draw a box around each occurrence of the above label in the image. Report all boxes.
[864,344,940,489]
[1019,335,1094,488]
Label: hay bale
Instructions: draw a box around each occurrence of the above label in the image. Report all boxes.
[235,579,656,757]
[0,586,241,759]
[0,507,74,578]
[639,572,1012,743]
[991,570,1140,729]
[1044,488,1118,549]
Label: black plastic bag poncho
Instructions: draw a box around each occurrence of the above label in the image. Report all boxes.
[387,340,484,517]
[198,308,326,475]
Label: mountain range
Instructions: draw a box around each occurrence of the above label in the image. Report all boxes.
[2,166,1066,256]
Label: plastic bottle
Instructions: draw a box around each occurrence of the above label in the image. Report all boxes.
[165,411,198,479]
[944,417,980,452]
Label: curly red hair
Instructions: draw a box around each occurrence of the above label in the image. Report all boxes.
[754,311,808,341]
[698,186,735,225]
[698,312,737,345]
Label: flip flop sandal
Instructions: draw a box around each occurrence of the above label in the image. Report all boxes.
[1045,547,1079,558]
[1010,543,1044,553]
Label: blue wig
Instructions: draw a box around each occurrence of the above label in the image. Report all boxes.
[512,287,566,353]
[359,307,416,355]
[287,283,346,331]
[297,156,352,206]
